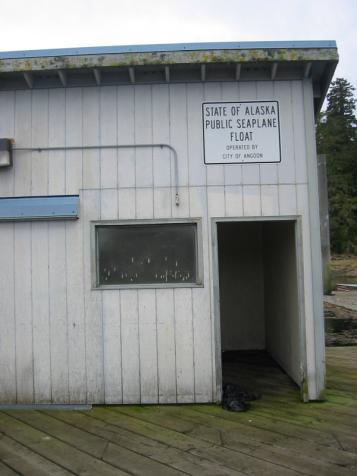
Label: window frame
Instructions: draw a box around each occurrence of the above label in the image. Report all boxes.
[91,218,204,290]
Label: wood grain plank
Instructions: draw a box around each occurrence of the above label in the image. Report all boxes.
[14,90,31,196]
[31,222,51,403]
[48,93,68,404]
[174,288,195,403]
[102,291,122,404]
[52,409,238,475]
[113,406,303,476]
[0,461,20,476]
[117,86,135,188]
[14,222,33,403]
[152,84,171,187]
[296,183,317,399]
[156,289,177,404]
[65,88,83,194]
[170,84,189,187]
[257,81,278,185]
[0,434,73,475]
[82,88,100,189]
[0,224,15,403]
[82,190,103,403]
[291,81,308,184]
[187,83,206,187]
[49,222,68,403]
[66,91,86,402]
[275,81,296,184]
[192,286,212,402]
[172,406,355,476]
[66,219,86,403]
[190,186,213,403]
[100,86,118,190]
[31,89,51,404]
[34,411,185,476]
[120,290,140,403]
[31,89,49,196]
[48,89,66,195]
[0,412,125,476]
[100,188,122,404]
[135,85,153,188]
[139,290,158,403]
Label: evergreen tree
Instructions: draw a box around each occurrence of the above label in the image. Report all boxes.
[317,78,357,254]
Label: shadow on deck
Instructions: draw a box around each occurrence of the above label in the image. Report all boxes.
[222,349,300,397]
[0,347,356,475]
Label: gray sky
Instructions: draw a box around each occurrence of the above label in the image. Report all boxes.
[1,0,356,94]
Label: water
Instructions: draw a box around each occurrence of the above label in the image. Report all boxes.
[325,318,357,333]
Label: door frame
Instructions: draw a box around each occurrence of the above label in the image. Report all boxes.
[211,215,308,402]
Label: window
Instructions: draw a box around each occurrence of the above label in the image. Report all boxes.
[94,221,202,288]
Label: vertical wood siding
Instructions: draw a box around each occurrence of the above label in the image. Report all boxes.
[0,80,313,403]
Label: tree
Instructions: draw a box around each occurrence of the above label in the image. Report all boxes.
[316,78,357,254]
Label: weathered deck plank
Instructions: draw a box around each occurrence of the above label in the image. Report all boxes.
[0,346,356,475]
[112,405,353,476]
[45,410,238,476]
[0,460,21,476]
[0,434,72,476]
[0,413,128,475]
[3,411,185,476]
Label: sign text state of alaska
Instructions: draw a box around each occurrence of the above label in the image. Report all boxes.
[202,101,281,165]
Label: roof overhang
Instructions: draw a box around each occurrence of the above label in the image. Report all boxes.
[0,41,338,113]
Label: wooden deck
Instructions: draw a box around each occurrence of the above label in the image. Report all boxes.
[0,346,356,475]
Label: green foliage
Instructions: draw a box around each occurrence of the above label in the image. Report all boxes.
[316,78,357,253]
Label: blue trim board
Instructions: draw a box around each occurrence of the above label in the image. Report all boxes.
[0,41,337,60]
[0,195,79,221]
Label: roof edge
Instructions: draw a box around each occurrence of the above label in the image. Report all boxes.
[0,40,337,60]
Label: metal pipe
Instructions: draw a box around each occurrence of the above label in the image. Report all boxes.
[14,143,180,206]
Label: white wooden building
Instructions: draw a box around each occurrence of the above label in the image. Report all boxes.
[0,41,338,405]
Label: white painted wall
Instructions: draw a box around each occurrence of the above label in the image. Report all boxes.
[0,79,322,403]
[263,221,300,385]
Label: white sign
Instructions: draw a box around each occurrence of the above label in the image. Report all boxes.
[202,101,281,165]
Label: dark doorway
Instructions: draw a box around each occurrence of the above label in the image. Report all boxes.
[217,220,302,395]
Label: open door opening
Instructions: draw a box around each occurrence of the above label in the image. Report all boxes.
[217,220,305,400]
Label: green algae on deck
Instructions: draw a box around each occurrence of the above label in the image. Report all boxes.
[0,347,356,475]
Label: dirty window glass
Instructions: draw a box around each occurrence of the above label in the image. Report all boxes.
[96,223,198,286]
